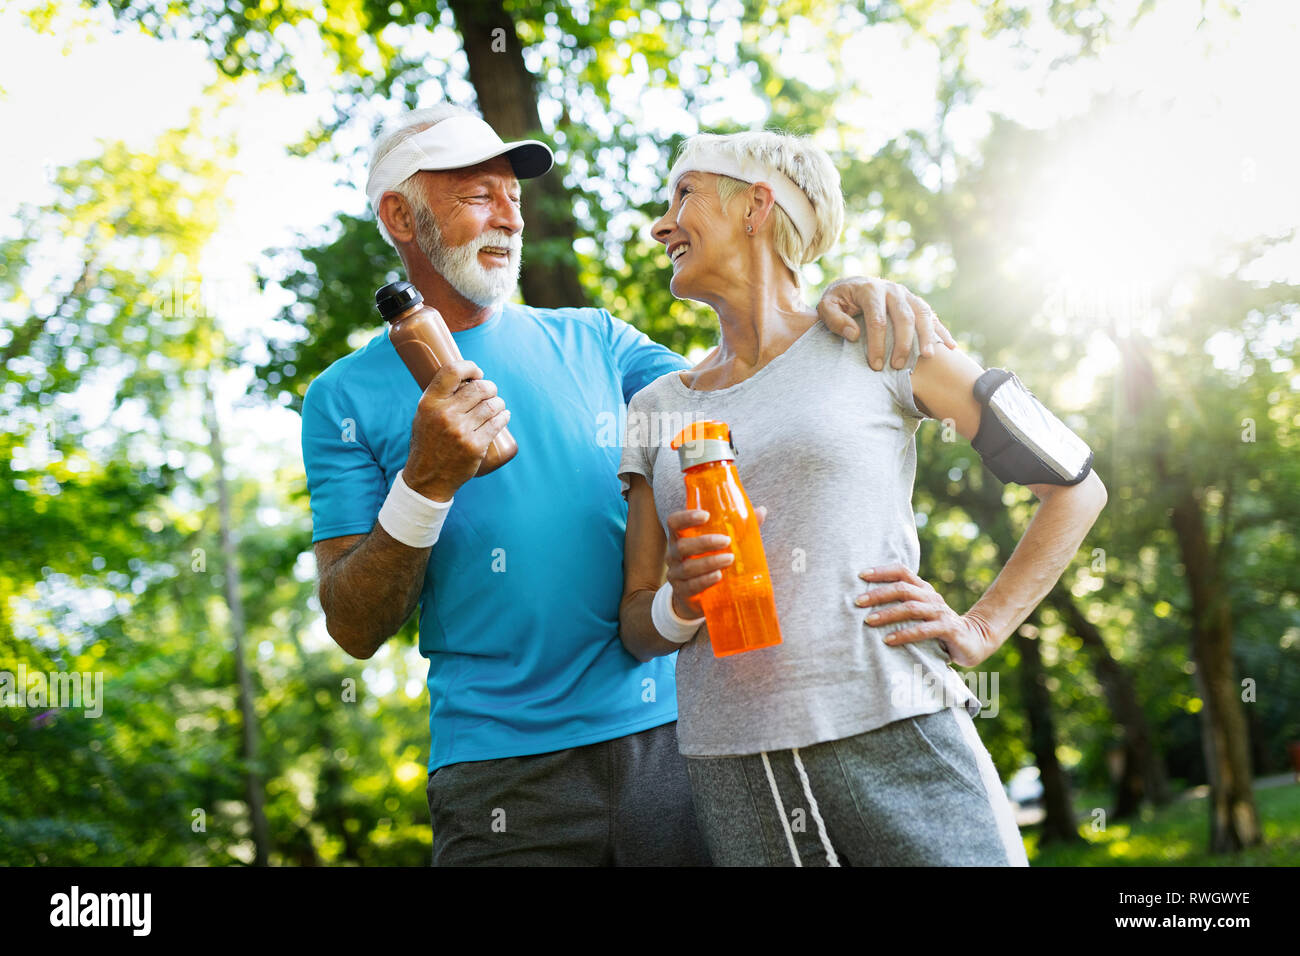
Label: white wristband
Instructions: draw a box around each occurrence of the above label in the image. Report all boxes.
[377,469,453,548]
[651,581,705,644]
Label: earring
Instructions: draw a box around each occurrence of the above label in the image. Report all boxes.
[746,224,753,234]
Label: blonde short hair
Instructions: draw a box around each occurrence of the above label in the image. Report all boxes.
[673,130,844,280]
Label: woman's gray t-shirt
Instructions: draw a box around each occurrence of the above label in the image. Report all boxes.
[618,320,980,758]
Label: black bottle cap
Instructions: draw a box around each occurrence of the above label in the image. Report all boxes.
[376,281,423,321]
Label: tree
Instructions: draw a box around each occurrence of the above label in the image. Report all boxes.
[927,105,1299,851]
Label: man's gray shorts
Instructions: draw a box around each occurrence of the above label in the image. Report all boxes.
[425,720,710,866]
[684,707,1031,866]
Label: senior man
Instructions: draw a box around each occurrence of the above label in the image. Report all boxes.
[301,103,955,866]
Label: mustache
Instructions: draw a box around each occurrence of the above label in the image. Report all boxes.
[469,231,522,254]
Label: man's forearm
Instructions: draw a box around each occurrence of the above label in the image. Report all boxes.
[321,522,433,658]
[966,472,1108,649]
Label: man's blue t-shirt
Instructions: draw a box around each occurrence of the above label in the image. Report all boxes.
[301,302,691,771]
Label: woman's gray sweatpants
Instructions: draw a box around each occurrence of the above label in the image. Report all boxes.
[684,707,1031,867]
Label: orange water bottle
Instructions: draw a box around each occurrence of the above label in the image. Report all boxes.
[670,421,782,657]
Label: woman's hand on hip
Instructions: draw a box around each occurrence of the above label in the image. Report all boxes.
[855,564,998,668]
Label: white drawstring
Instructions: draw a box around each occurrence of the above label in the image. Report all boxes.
[761,749,841,867]
[760,751,802,867]
[792,747,840,867]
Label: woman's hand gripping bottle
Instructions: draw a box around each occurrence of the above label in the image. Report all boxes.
[670,421,782,657]
[376,280,518,477]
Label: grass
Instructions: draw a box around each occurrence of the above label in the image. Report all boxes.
[1024,780,1300,866]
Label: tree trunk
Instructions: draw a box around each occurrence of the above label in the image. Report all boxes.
[1016,629,1081,844]
[447,0,588,310]
[1169,488,1261,852]
[1048,586,1170,817]
[204,377,272,866]
[1118,338,1261,853]
[1,249,96,366]
[284,619,364,865]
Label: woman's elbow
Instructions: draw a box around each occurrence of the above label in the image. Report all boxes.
[619,630,659,664]
[1033,469,1107,512]
[617,601,650,663]
[616,622,645,662]
[1084,469,1108,517]
[1065,470,1108,536]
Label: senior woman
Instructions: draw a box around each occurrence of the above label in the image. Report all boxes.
[616,131,1107,867]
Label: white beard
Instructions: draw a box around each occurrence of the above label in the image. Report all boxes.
[413,203,522,308]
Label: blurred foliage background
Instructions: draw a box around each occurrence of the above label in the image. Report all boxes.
[1,0,1297,865]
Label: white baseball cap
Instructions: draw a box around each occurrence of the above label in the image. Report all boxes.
[366,114,554,215]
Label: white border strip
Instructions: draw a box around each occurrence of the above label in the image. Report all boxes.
[951,707,1031,866]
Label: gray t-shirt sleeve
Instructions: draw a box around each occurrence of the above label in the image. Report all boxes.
[879,321,927,421]
[617,390,652,501]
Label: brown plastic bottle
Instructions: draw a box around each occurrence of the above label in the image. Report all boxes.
[376,280,517,477]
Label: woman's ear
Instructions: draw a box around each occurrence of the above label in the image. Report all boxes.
[744,182,777,234]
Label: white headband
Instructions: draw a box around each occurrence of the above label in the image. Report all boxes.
[365,115,553,215]
[668,146,818,244]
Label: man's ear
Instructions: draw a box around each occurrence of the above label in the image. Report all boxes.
[745,182,777,233]
[378,191,417,244]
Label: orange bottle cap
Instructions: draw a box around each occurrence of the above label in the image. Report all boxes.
[670,420,738,472]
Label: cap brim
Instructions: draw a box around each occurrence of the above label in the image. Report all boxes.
[446,140,553,180]
[500,141,554,179]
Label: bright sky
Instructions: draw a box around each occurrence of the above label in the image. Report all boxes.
[3,0,1297,657]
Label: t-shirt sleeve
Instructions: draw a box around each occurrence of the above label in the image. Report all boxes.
[617,390,655,502]
[879,322,927,422]
[604,309,690,402]
[300,375,388,543]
